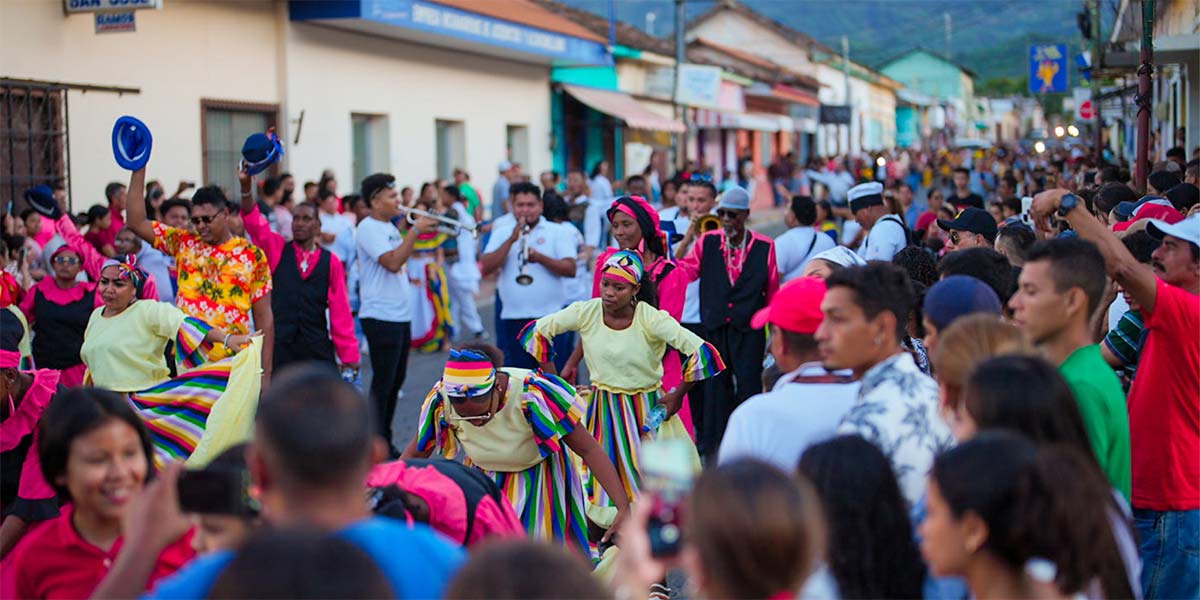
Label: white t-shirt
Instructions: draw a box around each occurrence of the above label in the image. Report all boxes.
[775,226,837,283]
[560,223,591,305]
[448,203,481,283]
[320,212,356,264]
[719,362,860,471]
[484,217,576,320]
[1108,294,1130,331]
[858,215,908,261]
[356,216,412,322]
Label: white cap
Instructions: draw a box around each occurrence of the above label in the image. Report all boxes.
[1147,213,1200,248]
[810,246,867,268]
[498,161,513,172]
[847,181,884,203]
[718,186,751,211]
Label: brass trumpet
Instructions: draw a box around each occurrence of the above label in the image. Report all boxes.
[399,205,479,237]
[696,214,722,233]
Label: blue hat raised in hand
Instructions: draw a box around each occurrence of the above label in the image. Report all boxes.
[112,115,153,171]
[241,129,284,176]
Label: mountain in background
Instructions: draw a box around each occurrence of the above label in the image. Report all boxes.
[560,0,1089,86]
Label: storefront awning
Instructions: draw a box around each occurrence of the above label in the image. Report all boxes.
[771,84,819,107]
[694,109,793,132]
[562,84,685,133]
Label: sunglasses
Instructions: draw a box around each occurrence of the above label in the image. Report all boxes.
[690,173,713,183]
[716,209,745,219]
[52,255,80,265]
[949,231,977,245]
[191,211,224,226]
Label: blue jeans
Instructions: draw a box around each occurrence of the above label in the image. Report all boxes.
[1134,508,1199,599]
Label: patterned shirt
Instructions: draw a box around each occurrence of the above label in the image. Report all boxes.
[152,222,271,334]
[837,352,953,507]
[1103,308,1146,382]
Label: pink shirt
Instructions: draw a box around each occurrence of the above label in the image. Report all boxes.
[241,206,360,365]
[677,229,780,304]
[0,369,60,506]
[53,215,159,302]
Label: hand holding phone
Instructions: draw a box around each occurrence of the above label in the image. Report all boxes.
[641,439,695,558]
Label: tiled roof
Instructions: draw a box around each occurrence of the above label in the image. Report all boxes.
[529,0,674,55]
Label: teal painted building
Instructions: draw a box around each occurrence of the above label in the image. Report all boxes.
[878,48,975,103]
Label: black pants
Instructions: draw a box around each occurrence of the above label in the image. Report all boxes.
[361,318,411,445]
[272,337,337,373]
[682,322,708,445]
[699,325,766,459]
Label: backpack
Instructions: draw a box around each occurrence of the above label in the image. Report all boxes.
[367,458,525,546]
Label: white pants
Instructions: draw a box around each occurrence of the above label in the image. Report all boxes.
[447,270,484,336]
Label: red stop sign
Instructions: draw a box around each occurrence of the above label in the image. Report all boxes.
[1079,100,1094,120]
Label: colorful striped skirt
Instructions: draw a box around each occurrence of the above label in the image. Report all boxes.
[126,337,263,470]
[486,450,594,560]
[581,386,701,517]
[411,260,454,353]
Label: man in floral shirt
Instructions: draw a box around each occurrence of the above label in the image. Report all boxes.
[125,170,275,381]
[815,263,952,507]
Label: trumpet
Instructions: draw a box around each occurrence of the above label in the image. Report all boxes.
[515,223,534,286]
[399,205,479,237]
[696,214,722,233]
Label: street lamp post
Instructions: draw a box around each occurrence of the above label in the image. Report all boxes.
[1135,0,1154,190]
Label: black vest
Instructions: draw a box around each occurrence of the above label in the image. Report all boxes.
[32,286,93,368]
[699,234,770,330]
[272,244,335,361]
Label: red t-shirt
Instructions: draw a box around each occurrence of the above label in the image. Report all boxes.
[1127,278,1200,511]
[5,504,195,599]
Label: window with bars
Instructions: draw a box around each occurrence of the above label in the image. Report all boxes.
[201,100,278,198]
[1,82,69,210]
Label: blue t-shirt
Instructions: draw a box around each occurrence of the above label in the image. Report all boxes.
[144,518,464,599]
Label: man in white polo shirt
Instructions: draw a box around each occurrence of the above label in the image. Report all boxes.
[851,181,909,261]
[356,173,437,451]
[776,195,836,282]
[719,277,859,470]
[481,182,578,369]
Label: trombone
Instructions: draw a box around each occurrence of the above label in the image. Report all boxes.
[399,205,479,237]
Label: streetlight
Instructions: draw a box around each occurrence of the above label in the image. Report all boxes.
[1054,125,1066,138]
[1034,141,1046,153]
[1067,124,1080,137]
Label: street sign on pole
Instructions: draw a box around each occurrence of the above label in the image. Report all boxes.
[1029,44,1069,94]
[1073,87,1094,121]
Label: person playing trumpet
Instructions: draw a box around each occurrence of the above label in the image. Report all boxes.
[480,182,577,371]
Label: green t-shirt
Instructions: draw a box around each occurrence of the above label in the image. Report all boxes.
[1059,344,1132,500]
[458,183,481,217]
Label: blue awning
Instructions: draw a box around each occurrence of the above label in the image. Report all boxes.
[290,0,611,67]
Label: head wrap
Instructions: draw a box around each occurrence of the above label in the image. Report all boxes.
[601,250,644,286]
[0,350,19,369]
[607,196,668,257]
[441,349,496,398]
[50,244,79,262]
[100,254,146,291]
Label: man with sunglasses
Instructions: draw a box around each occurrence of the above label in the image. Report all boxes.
[125,175,275,382]
[937,206,998,253]
[677,185,779,458]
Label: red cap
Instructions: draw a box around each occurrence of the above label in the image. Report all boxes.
[750,277,827,333]
[1113,204,1184,232]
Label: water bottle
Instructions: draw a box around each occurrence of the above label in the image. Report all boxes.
[642,404,668,434]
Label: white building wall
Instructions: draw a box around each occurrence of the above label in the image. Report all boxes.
[1,0,281,209]
[687,11,815,72]
[283,23,553,195]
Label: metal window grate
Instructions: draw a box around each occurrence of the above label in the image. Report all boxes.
[1,82,69,211]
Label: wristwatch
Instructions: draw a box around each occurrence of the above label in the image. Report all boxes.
[1057,193,1079,217]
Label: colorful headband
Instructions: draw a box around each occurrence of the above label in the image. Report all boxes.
[602,249,644,286]
[101,254,145,289]
[0,349,20,369]
[441,349,496,398]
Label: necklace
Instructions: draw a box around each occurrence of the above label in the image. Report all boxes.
[723,231,749,281]
[297,244,320,272]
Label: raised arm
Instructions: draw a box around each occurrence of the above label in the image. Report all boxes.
[1031,189,1160,313]
[124,168,156,243]
[54,214,108,281]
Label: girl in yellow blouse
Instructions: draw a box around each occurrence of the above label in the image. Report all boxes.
[80,255,260,467]
[519,250,724,520]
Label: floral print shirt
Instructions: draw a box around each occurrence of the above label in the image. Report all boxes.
[152,222,271,334]
[837,352,953,507]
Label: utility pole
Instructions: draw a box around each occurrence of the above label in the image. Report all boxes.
[842,35,851,156]
[674,0,686,170]
[943,12,951,59]
[1090,0,1103,164]
[1135,0,1153,190]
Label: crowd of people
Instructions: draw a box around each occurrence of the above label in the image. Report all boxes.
[0,114,1197,599]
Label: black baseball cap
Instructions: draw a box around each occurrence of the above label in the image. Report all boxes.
[938,207,998,240]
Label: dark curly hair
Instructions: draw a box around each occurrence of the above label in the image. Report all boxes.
[798,435,925,599]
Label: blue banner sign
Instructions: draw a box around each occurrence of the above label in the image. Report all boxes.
[1029,44,1069,94]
